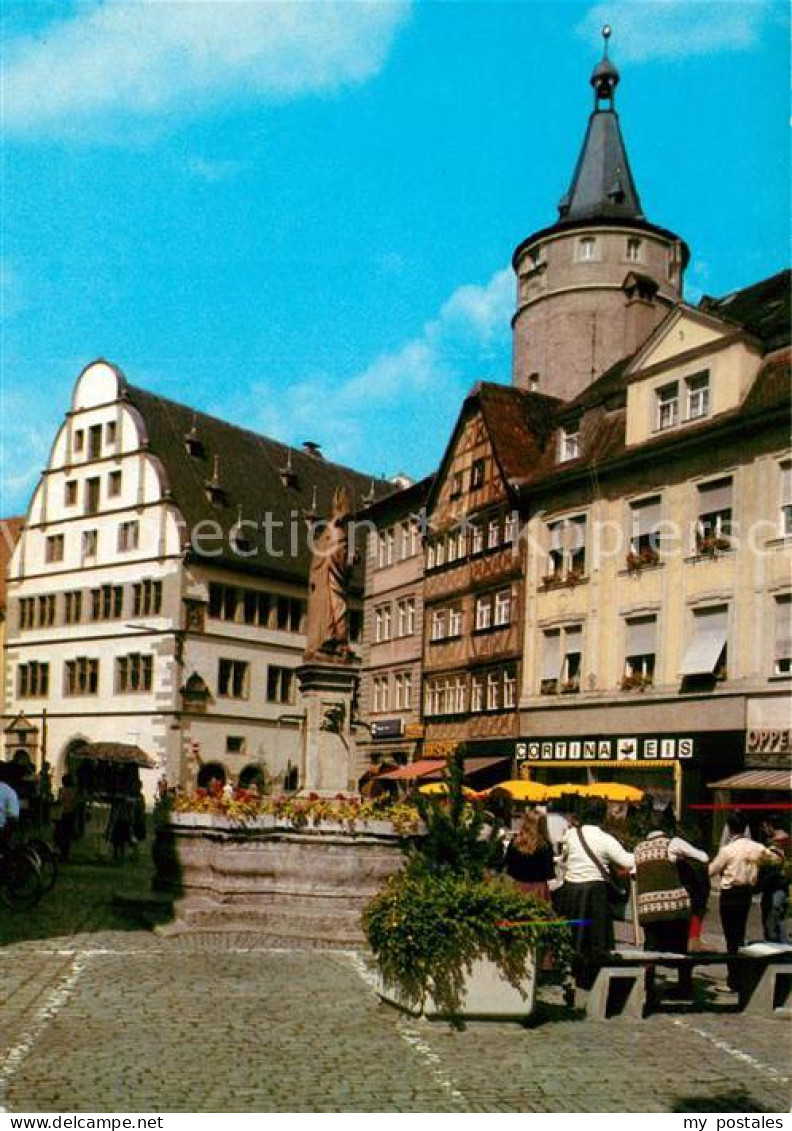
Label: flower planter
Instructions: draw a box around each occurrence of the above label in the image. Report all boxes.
[376,954,537,1020]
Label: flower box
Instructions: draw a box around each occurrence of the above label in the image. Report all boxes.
[376,955,537,1020]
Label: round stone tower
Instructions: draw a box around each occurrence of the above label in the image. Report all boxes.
[511,29,690,400]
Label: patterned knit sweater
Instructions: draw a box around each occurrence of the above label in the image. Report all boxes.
[634,835,691,923]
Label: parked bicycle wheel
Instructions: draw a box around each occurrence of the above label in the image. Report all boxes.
[22,839,58,893]
[0,847,44,911]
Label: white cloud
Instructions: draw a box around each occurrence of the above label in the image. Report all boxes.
[577,1,770,62]
[186,156,248,182]
[238,266,514,472]
[3,0,411,139]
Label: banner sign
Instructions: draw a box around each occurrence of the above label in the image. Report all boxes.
[371,719,404,740]
[517,735,695,763]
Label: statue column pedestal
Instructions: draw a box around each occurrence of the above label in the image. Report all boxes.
[297,659,360,794]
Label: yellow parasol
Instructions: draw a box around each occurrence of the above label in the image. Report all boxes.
[543,782,588,799]
[417,782,480,799]
[580,782,645,803]
[483,780,549,803]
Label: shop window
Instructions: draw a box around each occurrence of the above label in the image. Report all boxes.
[622,616,657,690]
[774,595,791,676]
[696,478,733,553]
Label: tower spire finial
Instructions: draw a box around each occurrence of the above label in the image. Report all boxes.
[591,25,619,109]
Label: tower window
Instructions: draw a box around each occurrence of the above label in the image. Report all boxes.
[577,237,597,262]
[626,237,643,262]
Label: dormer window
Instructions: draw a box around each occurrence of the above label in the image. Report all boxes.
[626,237,643,262]
[686,371,710,420]
[559,422,581,463]
[656,382,679,431]
[578,237,597,262]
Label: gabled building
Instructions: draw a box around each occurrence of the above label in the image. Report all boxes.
[4,360,390,797]
[419,383,558,782]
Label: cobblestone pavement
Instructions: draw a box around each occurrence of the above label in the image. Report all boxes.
[1,843,790,1114]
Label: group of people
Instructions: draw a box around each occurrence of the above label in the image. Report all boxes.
[501,798,790,992]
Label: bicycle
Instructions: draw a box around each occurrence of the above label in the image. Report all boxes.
[19,837,58,893]
[0,842,44,910]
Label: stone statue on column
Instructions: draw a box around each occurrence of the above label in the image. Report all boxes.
[304,485,354,662]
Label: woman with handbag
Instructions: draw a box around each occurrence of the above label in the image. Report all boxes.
[556,798,634,989]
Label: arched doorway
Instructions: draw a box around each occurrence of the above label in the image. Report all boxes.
[197,762,226,789]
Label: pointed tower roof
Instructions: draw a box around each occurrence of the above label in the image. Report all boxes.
[559,27,643,223]
[511,28,689,269]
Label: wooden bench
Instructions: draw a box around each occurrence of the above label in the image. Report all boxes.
[579,945,792,1020]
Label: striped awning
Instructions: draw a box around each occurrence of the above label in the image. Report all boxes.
[709,769,792,792]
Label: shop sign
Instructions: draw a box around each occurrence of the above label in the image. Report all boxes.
[746,729,791,755]
[404,723,425,740]
[371,719,404,740]
[517,736,695,763]
[425,740,458,759]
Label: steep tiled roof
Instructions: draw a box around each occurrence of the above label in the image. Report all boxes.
[476,383,561,485]
[124,385,393,584]
[701,269,791,350]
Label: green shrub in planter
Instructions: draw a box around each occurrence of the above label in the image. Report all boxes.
[363,870,573,1018]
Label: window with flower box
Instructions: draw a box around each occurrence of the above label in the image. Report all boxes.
[696,478,733,554]
[546,515,586,583]
[541,626,582,694]
[627,496,662,569]
[622,616,657,690]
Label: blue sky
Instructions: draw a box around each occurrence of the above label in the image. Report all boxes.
[1,0,789,515]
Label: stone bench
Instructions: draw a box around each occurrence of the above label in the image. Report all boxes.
[580,945,792,1020]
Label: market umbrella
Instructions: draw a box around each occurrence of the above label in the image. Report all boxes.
[580,782,645,803]
[482,780,549,803]
[417,782,480,800]
[543,782,588,799]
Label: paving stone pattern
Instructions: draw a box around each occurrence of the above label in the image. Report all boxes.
[1,846,790,1114]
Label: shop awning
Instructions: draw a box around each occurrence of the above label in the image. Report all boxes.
[709,769,792,792]
[463,756,512,775]
[376,759,445,781]
[73,742,157,768]
[680,608,728,675]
